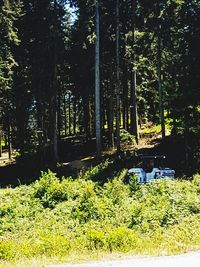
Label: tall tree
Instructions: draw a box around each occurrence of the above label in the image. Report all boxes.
[116,0,121,154]
[130,0,139,143]
[157,26,165,139]
[0,0,22,158]
[157,4,165,139]
[95,0,102,158]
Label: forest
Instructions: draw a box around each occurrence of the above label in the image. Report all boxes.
[0,0,200,177]
[1,0,200,265]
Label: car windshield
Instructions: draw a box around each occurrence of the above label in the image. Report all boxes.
[140,156,166,172]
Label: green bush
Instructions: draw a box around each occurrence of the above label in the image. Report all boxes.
[86,228,105,250]
[106,227,136,252]
[193,173,200,189]
[1,169,200,264]
[120,129,135,145]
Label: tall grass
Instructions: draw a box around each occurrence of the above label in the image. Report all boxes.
[1,168,200,265]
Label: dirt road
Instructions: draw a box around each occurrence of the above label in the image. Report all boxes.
[47,252,200,267]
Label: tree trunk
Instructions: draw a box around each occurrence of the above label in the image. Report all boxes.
[108,94,114,148]
[0,129,2,158]
[130,2,139,144]
[107,68,115,148]
[57,84,62,140]
[122,63,128,131]
[95,0,102,158]
[68,92,71,135]
[52,95,58,164]
[8,124,12,160]
[116,0,121,154]
[130,71,139,143]
[52,0,59,164]
[83,96,91,141]
[102,104,107,138]
[184,107,190,167]
[73,96,77,135]
[158,33,165,139]
[50,86,59,165]
[64,94,67,136]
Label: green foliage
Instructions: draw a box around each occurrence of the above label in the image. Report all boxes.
[1,169,200,264]
[193,174,200,191]
[129,179,200,231]
[128,174,140,192]
[106,227,136,252]
[80,160,111,181]
[120,129,135,145]
[141,124,161,135]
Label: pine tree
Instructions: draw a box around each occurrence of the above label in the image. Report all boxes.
[95,0,102,158]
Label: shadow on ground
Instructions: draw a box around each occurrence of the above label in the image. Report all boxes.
[0,134,196,187]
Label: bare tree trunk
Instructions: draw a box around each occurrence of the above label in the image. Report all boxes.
[122,64,128,131]
[83,96,91,141]
[130,71,139,143]
[126,90,129,131]
[121,18,128,131]
[102,103,107,137]
[156,1,166,140]
[0,129,2,158]
[184,107,190,167]
[107,69,115,148]
[108,95,114,148]
[68,92,71,135]
[95,0,102,158]
[116,0,121,154]
[130,2,139,144]
[52,0,59,164]
[73,96,77,135]
[57,85,62,140]
[158,31,165,139]
[8,124,12,160]
[52,99,58,165]
[64,94,67,136]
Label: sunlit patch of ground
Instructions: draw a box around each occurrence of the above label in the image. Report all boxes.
[0,150,16,167]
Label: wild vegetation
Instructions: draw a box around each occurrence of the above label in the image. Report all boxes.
[1,1,200,265]
[1,168,200,266]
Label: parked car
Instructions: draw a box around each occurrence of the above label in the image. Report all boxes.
[128,155,175,183]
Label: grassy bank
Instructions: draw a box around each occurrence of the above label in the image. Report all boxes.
[1,164,200,266]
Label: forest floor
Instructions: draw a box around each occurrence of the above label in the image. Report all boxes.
[0,125,189,187]
[0,150,16,167]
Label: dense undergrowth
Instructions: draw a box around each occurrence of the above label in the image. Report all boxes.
[1,163,200,266]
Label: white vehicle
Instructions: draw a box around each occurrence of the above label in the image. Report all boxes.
[128,155,175,183]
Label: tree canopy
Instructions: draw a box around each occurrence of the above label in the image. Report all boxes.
[0,0,200,171]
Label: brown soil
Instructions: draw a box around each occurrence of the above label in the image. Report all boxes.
[0,150,16,167]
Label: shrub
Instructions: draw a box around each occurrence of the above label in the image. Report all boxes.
[86,229,105,250]
[193,173,200,189]
[120,129,135,145]
[106,227,136,252]
[1,169,200,263]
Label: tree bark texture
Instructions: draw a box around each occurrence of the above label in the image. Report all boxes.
[95,0,102,158]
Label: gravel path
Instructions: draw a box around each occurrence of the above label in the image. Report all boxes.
[47,252,200,267]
